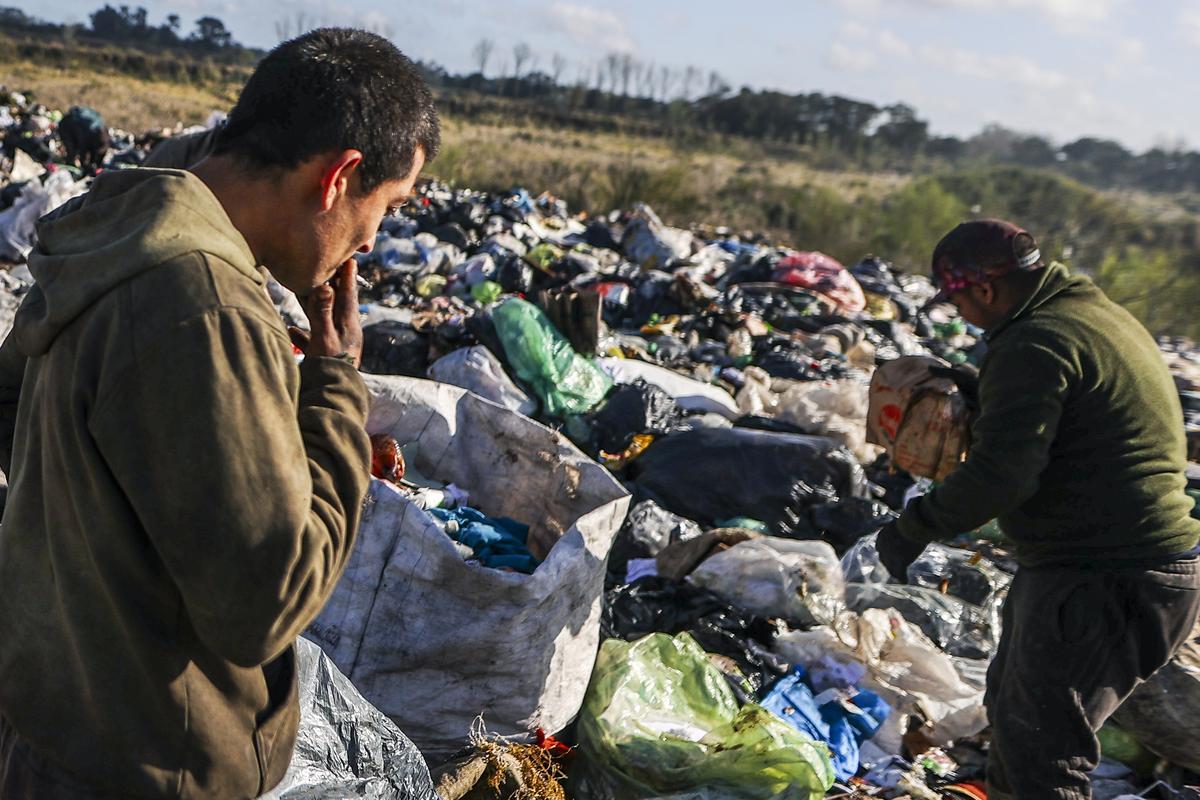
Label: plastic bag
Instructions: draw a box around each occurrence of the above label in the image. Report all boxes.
[607,499,703,580]
[426,345,536,416]
[360,321,430,377]
[689,538,845,627]
[306,376,630,760]
[775,609,988,754]
[866,356,969,481]
[260,638,437,800]
[588,379,684,454]
[1110,617,1200,771]
[839,534,1010,659]
[775,379,881,464]
[601,577,788,699]
[598,357,740,419]
[760,667,890,781]
[620,203,694,270]
[771,251,866,315]
[492,298,611,417]
[629,426,867,534]
[0,171,88,261]
[574,633,835,800]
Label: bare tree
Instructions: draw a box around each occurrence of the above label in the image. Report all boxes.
[706,70,730,98]
[551,53,567,85]
[618,53,634,96]
[637,60,657,97]
[274,11,309,41]
[604,53,621,93]
[472,37,495,76]
[591,60,605,91]
[513,42,532,77]
[680,66,700,102]
[657,66,677,103]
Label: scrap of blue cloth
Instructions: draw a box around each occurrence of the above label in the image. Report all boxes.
[429,506,539,574]
[760,666,890,781]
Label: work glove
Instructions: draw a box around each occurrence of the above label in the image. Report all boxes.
[929,363,980,415]
[876,521,926,584]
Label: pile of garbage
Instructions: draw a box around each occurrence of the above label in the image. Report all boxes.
[1,100,1199,799]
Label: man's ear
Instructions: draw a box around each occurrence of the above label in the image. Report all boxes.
[318,150,364,212]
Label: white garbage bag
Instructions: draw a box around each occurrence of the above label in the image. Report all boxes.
[427,345,536,416]
[598,357,739,419]
[688,538,845,627]
[261,637,437,800]
[306,375,630,760]
[776,379,883,464]
[0,171,88,262]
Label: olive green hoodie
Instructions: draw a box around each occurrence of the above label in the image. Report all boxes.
[0,168,371,797]
[898,262,1200,566]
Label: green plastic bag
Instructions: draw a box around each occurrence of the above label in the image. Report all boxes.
[470,280,502,305]
[492,298,611,418]
[574,633,836,800]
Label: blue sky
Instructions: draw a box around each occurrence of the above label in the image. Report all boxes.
[15,0,1200,151]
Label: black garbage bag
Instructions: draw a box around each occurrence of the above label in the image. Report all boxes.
[601,577,788,699]
[804,498,898,553]
[360,321,430,377]
[719,283,823,332]
[493,254,535,295]
[753,340,847,382]
[430,222,470,250]
[628,427,866,535]
[606,499,703,584]
[844,583,997,660]
[583,219,622,252]
[590,380,685,455]
[627,271,688,327]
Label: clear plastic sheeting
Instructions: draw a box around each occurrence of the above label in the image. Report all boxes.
[259,638,437,800]
[689,538,845,628]
[573,632,835,800]
[839,534,1010,660]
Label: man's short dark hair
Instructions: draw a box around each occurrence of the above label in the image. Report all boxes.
[213,28,440,193]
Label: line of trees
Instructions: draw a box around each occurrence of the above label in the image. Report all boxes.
[420,37,1200,197]
[0,5,259,61]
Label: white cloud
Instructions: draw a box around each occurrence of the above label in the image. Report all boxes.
[837,0,1124,25]
[917,45,1070,90]
[546,3,635,53]
[824,22,912,72]
[1181,5,1200,46]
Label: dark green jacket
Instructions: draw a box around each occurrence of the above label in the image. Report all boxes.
[898,262,1200,567]
[0,168,371,798]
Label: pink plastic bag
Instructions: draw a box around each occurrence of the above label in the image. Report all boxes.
[772,251,866,314]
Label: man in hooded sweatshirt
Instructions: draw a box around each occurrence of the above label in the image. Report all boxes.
[0,29,439,799]
[876,220,1200,800]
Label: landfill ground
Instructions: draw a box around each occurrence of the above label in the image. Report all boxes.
[1,95,1199,800]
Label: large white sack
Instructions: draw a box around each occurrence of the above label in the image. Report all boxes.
[598,357,739,419]
[306,375,630,760]
[426,345,536,416]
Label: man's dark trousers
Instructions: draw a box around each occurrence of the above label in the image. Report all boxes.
[985,556,1200,799]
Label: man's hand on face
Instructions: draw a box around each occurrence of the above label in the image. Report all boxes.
[289,259,363,368]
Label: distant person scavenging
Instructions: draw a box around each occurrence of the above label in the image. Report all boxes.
[875,219,1200,800]
[0,28,439,799]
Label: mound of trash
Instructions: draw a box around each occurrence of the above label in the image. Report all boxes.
[2,101,1199,799]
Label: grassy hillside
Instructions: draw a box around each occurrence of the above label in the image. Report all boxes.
[4,58,1199,337]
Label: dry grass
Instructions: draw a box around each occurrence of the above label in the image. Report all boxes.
[1,61,236,132]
